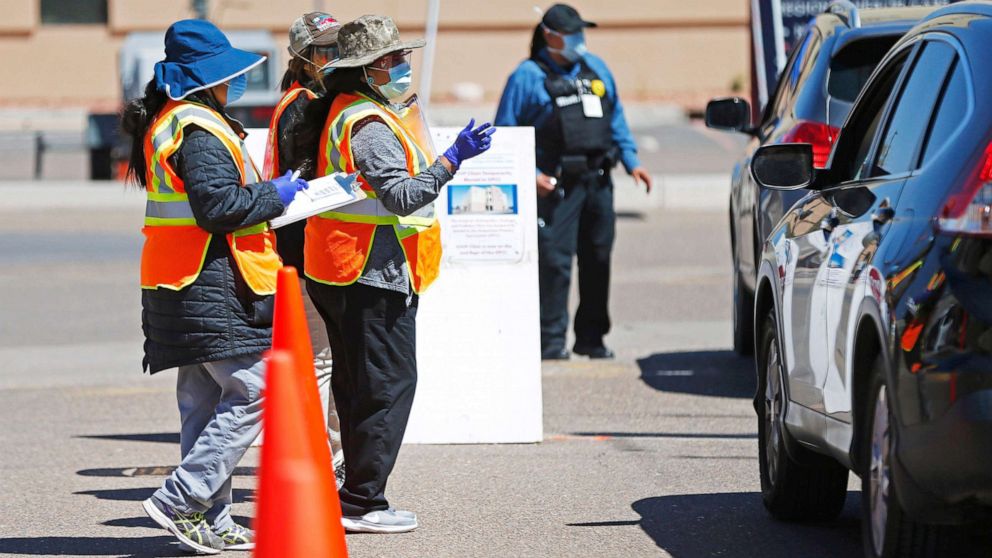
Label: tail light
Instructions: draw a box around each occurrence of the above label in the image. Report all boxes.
[938,142,992,237]
[781,121,839,168]
[250,106,275,126]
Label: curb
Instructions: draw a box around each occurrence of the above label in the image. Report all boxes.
[614,173,729,213]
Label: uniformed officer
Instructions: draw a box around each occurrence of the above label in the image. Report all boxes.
[495,3,652,360]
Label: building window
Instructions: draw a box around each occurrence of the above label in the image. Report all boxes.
[41,0,108,25]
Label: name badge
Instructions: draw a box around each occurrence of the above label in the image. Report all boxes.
[581,94,604,118]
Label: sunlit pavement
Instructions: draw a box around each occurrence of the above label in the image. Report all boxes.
[0,174,874,557]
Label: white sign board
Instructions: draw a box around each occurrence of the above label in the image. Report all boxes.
[244,126,543,444]
[405,126,542,444]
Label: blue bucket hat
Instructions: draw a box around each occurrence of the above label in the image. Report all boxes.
[154,19,266,101]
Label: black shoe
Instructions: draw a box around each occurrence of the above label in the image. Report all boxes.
[573,344,615,359]
[541,348,570,360]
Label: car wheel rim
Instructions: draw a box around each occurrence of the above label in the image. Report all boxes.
[869,385,891,554]
[764,338,784,486]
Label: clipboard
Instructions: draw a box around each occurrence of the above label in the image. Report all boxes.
[270,173,366,229]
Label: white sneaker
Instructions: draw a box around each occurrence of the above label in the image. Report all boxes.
[341,509,418,533]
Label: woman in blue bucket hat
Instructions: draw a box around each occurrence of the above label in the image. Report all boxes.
[120,19,307,555]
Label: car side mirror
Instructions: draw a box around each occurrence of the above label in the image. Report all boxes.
[705,97,753,134]
[751,144,814,191]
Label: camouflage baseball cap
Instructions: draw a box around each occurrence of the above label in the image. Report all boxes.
[288,12,341,57]
[326,15,425,69]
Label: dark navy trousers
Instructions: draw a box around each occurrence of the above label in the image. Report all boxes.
[536,172,615,355]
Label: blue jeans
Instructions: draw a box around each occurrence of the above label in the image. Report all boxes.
[152,354,265,531]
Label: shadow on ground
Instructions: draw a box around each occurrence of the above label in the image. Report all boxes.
[631,491,862,557]
[76,432,179,444]
[637,350,756,399]
[74,487,253,503]
[103,515,251,530]
[572,491,862,557]
[77,466,257,478]
[0,536,184,557]
[569,431,755,440]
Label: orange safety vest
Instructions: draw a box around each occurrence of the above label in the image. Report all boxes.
[262,82,317,180]
[140,99,281,295]
[304,92,441,293]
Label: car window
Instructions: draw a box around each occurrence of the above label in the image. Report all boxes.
[764,29,818,129]
[828,35,900,103]
[832,49,909,181]
[920,58,968,166]
[872,41,956,177]
[794,33,822,94]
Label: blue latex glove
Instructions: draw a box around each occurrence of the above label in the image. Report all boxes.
[442,119,495,169]
[272,170,308,206]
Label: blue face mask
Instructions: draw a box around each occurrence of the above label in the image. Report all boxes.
[366,62,412,100]
[548,30,588,63]
[226,73,247,104]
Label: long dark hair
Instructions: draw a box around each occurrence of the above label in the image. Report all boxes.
[529,22,547,61]
[120,80,225,187]
[280,47,315,92]
[291,66,372,179]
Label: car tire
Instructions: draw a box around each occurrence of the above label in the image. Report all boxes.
[733,263,755,356]
[861,357,945,558]
[758,309,848,521]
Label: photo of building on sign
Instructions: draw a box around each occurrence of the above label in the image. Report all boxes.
[448,184,518,215]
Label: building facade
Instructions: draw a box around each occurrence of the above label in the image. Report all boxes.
[0,0,750,111]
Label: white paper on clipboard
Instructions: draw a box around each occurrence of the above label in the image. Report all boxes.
[270,173,366,229]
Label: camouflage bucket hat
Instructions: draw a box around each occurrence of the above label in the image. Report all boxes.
[326,15,425,69]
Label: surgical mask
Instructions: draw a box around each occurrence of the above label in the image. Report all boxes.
[226,74,247,104]
[365,62,412,99]
[547,29,587,63]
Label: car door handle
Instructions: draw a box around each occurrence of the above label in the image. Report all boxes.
[873,206,896,227]
[821,207,839,232]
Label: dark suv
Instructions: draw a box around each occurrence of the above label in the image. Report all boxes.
[705,2,935,355]
[749,3,992,556]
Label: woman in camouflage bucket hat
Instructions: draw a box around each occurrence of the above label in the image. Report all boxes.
[296,14,495,534]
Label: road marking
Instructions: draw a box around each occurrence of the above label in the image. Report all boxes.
[649,369,695,377]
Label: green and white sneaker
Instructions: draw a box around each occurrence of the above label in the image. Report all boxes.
[215,523,254,550]
[341,508,418,533]
[142,498,224,555]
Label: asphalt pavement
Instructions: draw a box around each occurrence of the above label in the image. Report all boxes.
[0,124,869,557]
[0,198,859,558]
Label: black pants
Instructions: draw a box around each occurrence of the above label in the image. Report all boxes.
[306,281,418,517]
[537,173,615,355]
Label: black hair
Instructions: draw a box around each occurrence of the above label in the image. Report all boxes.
[280,46,315,92]
[291,66,374,179]
[529,22,548,61]
[120,79,226,187]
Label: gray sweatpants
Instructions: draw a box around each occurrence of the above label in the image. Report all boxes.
[152,354,265,531]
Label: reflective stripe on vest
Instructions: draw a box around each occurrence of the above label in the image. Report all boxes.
[305,92,441,292]
[141,100,280,295]
[263,84,317,180]
[317,95,434,229]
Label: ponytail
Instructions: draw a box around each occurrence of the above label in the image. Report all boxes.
[120,80,167,187]
[120,80,231,187]
[529,22,547,61]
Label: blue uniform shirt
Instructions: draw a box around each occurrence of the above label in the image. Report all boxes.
[495,48,641,176]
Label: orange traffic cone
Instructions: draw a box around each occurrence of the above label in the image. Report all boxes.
[254,350,348,557]
[271,266,333,465]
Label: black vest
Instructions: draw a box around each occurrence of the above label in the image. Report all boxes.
[534,58,615,177]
